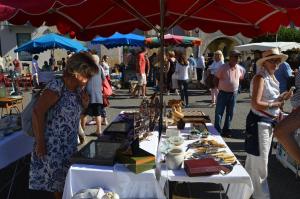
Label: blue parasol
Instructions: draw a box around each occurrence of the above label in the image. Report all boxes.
[91,32,145,48]
[14,33,87,53]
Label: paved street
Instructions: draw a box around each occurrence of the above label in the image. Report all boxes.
[1,86,300,199]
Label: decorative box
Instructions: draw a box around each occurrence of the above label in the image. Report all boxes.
[70,140,122,166]
[116,148,155,174]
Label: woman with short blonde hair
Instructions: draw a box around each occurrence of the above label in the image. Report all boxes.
[207,50,224,107]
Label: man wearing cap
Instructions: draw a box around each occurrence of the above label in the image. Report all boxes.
[214,50,245,137]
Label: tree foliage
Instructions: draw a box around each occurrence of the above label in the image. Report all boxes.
[251,27,300,43]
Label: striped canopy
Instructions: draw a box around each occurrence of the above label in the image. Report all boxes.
[145,34,201,48]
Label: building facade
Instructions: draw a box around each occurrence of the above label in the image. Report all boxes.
[0,22,250,73]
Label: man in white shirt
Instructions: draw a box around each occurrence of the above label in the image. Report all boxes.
[0,56,4,71]
[196,54,205,84]
[32,55,40,88]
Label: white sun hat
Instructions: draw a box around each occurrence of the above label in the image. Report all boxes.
[256,47,288,68]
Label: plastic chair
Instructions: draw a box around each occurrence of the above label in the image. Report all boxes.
[21,74,33,91]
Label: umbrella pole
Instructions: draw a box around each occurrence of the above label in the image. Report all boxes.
[158,0,165,140]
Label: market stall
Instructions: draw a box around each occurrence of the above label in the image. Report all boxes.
[159,123,253,199]
[0,115,34,198]
[234,42,300,52]
[63,98,253,199]
[62,130,166,199]
[0,130,33,169]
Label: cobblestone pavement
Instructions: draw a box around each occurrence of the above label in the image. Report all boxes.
[1,87,300,199]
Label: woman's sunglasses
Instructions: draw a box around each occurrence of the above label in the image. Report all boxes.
[266,59,281,65]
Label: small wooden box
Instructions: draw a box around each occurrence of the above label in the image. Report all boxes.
[116,148,155,174]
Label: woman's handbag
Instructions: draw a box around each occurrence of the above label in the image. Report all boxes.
[102,76,112,107]
[205,73,215,88]
[102,77,112,97]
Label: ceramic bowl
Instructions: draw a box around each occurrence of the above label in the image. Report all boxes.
[168,136,184,146]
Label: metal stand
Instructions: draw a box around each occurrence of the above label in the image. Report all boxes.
[6,160,19,199]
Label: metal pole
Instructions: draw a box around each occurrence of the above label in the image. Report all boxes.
[158,0,165,140]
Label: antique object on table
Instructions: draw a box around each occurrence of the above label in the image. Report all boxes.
[168,99,184,126]
[185,138,236,165]
[116,148,155,174]
[103,119,134,141]
[182,110,211,123]
[168,136,184,146]
[134,98,150,140]
[187,138,226,149]
[190,123,210,138]
[102,192,120,199]
[184,158,230,176]
[166,147,185,170]
[210,151,236,164]
[72,187,120,199]
[166,128,180,137]
[176,119,185,130]
[70,140,122,166]
[148,92,160,131]
[131,93,160,145]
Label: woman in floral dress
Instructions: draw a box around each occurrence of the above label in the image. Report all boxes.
[29,52,99,199]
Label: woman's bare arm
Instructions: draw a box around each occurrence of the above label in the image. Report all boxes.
[274,107,300,164]
[32,90,59,158]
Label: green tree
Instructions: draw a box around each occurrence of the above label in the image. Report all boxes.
[251,27,300,43]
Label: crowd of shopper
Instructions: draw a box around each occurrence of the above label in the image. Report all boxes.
[23,45,300,199]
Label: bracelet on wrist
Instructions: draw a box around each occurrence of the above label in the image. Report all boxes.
[268,102,273,108]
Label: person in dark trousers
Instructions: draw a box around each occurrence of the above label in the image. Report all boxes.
[175,52,190,107]
[214,50,244,137]
[148,52,157,86]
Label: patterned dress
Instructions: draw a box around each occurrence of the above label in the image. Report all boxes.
[29,78,82,192]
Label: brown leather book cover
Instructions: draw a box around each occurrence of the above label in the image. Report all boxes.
[184,158,229,176]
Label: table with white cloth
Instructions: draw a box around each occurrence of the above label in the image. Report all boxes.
[159,123,254,199]
[0,130,34,198]
[0,130,34,169]
[63,131,167,199]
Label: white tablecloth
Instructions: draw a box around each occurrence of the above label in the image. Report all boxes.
[63,131,166,199]
[0,130,34,169]
[160,123,254,199]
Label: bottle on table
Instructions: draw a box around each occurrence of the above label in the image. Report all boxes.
[0,82,6,97]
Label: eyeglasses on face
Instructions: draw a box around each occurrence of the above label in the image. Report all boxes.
[230,55,239,58]
[266,59,281,65]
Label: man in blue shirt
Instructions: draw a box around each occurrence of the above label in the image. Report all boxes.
[188,54,196,68]
[275,61,293,93]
